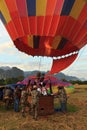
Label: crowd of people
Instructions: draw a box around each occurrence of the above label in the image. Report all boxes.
[2,72,68,121]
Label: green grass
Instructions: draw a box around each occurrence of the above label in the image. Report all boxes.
[0,102,22,113]
[0,101,79,113]
[54,102,79,112]
[67,103,79,112]
[0,103,13,112]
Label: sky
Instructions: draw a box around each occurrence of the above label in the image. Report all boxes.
[0,20,87,80]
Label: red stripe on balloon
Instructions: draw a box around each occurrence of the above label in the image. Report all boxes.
[68,22,81,41]
[64,41,79,53]
[50,54,78,74]
[49,15,60,36]
[5,0,24,37]
[16,0,30,35]
[54,0,64,15]
[78,3,87,24]
[20,17,30,35]
[37,16,45,35]
[6,21,18,40]
[39,36,47,49]
[16,0,27,17]
[74,27,87,44]
[43,16,52,36]
[20,37,28,46]
[29,16,37,35]
[12,17,24,37]
[55,16,67,36]
[61,16,76,40]
[78,34,87,49]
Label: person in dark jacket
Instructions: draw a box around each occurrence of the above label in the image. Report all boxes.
[14,85,20,112]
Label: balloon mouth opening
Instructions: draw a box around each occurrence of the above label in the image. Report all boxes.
[52,51,79,60]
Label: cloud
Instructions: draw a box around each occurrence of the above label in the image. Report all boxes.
[0,41,13,52]
[0,41,27,58]
[0,56,52,72]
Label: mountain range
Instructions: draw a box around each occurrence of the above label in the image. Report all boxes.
[0,66,80,81]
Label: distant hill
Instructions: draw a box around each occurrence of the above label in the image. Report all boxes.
[0,66,11,70]
[0,66,80,81]
[24,71,80,81]
[54,72,79,81]
[0,66,24,79]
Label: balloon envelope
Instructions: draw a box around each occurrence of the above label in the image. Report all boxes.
[0,0,87,73]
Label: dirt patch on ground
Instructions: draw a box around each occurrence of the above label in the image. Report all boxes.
[0,88,87,130]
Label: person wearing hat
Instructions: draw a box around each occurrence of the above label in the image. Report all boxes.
[3,86,13,110]
[21,85,31,117]
[57,86,67,113]
[31,81,40,120]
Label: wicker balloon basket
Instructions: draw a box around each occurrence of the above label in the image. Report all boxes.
[28,95,54,116]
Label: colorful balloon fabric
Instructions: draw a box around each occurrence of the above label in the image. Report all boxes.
[0,0,87,73]
[17,75,74,94]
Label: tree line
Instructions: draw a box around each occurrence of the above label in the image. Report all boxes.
[0,67,24,85]
[0,76,24,85]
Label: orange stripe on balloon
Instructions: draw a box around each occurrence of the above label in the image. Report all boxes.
[28,35,33,48]
[45,0,57,15]
[52,36,61,49]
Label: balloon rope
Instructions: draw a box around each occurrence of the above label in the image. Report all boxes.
[38,56,41,71]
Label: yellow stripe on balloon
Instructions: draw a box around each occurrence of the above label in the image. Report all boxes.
[70,0,86,19]
[36,0,47,16]
[0,0,11,23]
[52,36,61,49]
[28,35,33,48]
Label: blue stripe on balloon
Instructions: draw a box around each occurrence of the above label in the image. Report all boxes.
[26,0,36,16]
[57,38,68,50]
[0,11,7,24]
[61,0,75,15]
[33,36,40,48]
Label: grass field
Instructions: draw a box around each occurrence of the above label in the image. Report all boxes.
[0,85,87,130]
[74,84,87,89]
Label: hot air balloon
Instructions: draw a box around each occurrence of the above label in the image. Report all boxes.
[0,0,87,74]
